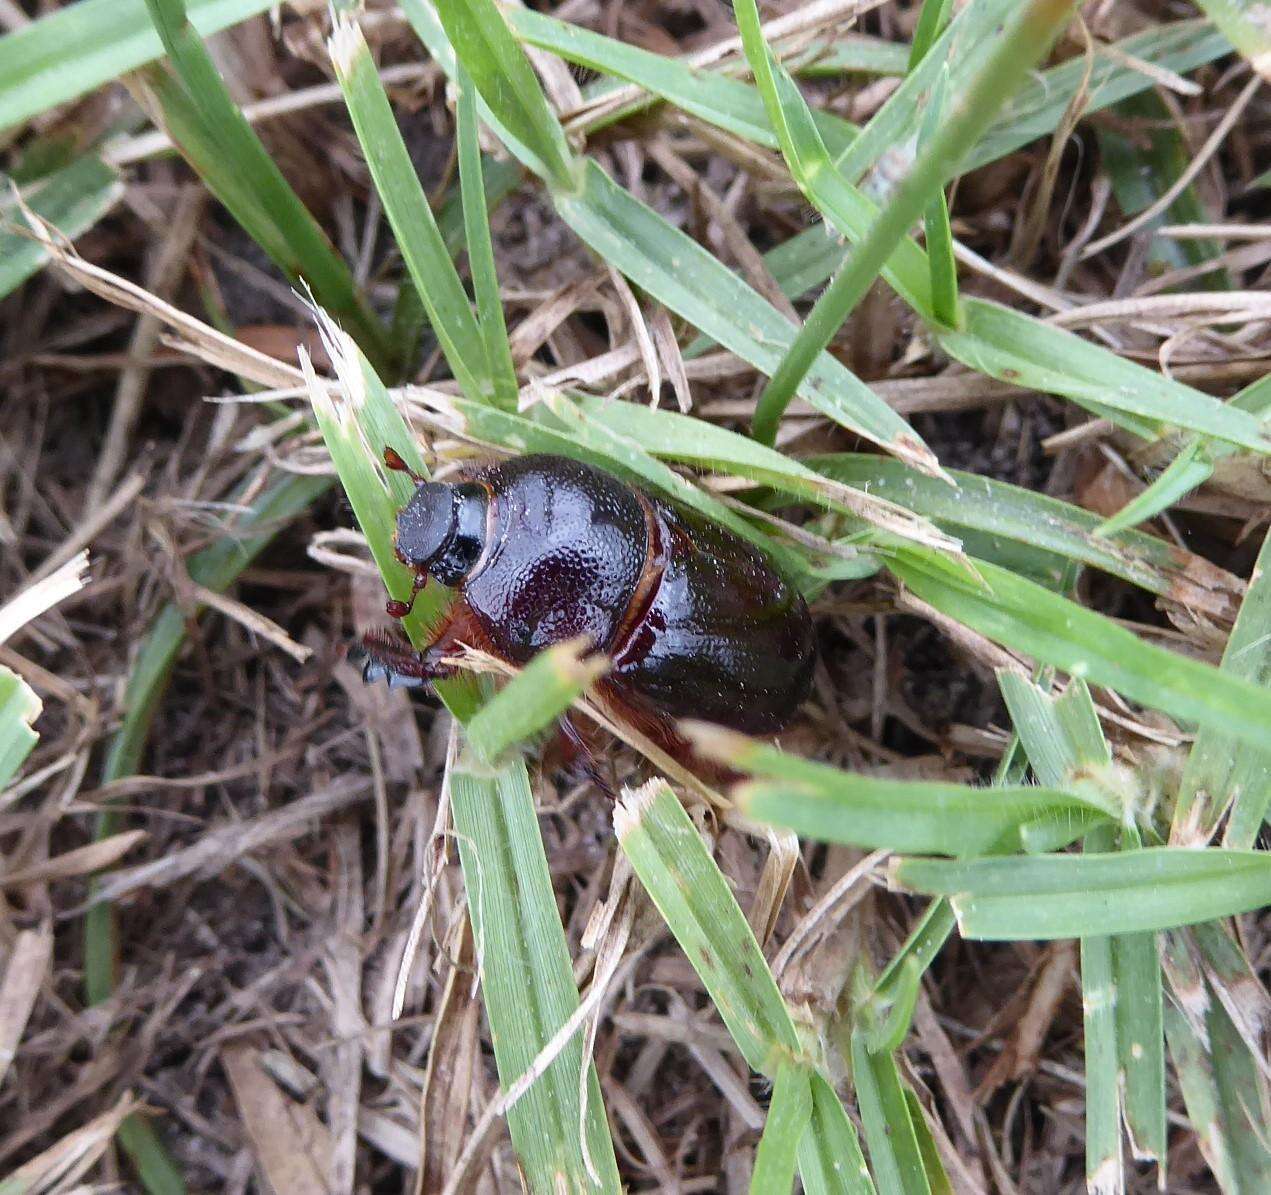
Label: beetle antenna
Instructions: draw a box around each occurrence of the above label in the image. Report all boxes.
[383,445,425,484]
[386,572,426,620]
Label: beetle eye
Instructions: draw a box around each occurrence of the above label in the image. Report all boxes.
[395,482,456,570]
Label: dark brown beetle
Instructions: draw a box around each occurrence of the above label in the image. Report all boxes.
[360,451,815,753]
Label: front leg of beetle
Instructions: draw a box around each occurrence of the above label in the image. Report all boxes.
[357,633,459,688]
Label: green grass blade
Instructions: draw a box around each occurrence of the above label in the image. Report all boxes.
[417,389,807,579]
[751,1063,811,1195]
[301,315,479,718]
[809,454,1236,611]
[1094,438,1215,536]
[888,549,1271,754]
[1079,823,1122,1193]
[917,68,958,328]
[615,780,802,1075]
[553,160,940,474]
[909,0,955,71]
[850,1029,931,1195]
[565,397,953,553]
[904,1089,953,1195]
[0,0,274,131]
[1097,91,1227,287]
[138,0,392,374]
[450,757,621,1191]
[892,847,1271,938]
[747,0,1075,444]
[405,3,940,475]
[511,6,853,151]
[973,20,1230,172]
[1191,0,1271,72]
[463,639,607,764]
[996,674,1110,790]
[328,15,493,402]
[431,0,576,189]
[1112,922,1166,1167]
[304,313,616,1187]
[692,724,1109,856]
[1175,529,1271,847]
[1,156,122,300]
[938,300,1271,453]
[456,64,518,409]
[797,1072,876,1195]
[1165,967,1271,1193]
[0,669,41,792]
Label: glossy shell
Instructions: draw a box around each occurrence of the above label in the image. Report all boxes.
[398,454,815,734]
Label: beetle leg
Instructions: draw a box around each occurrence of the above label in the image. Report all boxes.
[357,632,458,688]
[555,713,617,801]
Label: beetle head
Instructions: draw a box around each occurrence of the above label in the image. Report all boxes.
[395,480,487,586]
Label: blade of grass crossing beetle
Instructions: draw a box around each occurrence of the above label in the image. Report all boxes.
[746,0,1076,444]
[0,0,276,131]
[614,780,801,1074]
[456,65,518,409]
[850,1029,931,1195]
[892,848,1271,938]
[300,323,481,719]
[430,0,575,190]
[306,322,613,1186]
[449,759,621,1190]
[463,639,607,764]
[797,1072,875,1195]
[423,390,813,582]
[138,0,392,374]
[1175,529,1271,847]
[888,548,1271,752]
[0,156,122,300]
[751,1062,812,1195]
[565,397,956,555]
[329,16,495,405]
[0,669,41,790]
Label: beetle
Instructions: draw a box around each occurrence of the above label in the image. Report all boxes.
[359,450,815,755]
